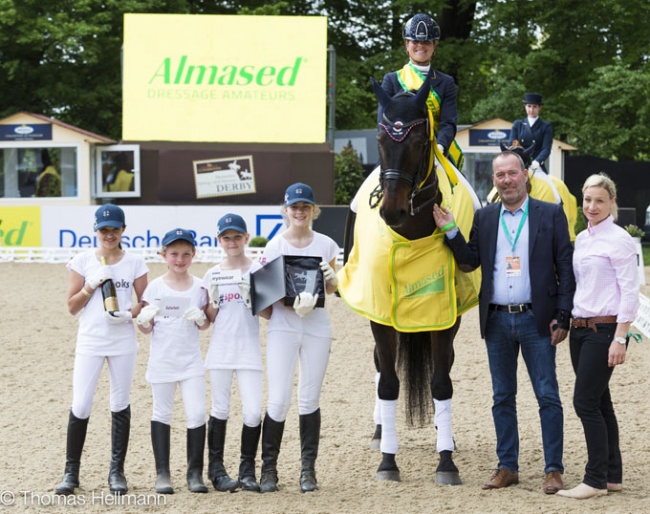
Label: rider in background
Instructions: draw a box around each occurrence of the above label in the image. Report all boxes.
[509,93,553,173]
[378,12,463,170]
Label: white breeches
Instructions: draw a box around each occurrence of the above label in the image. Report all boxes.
[151,375,206,428]
[209,368,263,427]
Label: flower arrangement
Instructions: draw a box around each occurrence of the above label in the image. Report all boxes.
[624,224,645,238]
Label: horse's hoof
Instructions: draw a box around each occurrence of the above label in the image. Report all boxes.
[370,438,381,451]
[376,470,401,482]
[435,471,462,486]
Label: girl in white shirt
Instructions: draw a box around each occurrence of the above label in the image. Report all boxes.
[136,228,210,495]
[202,213,271,492]
[259,183,340,493]
[55,204,148,496]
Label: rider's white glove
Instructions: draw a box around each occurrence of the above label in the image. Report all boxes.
[182,306,207,327]
[104,310,133,324]
[437,143,445,156]
[208,281,220,309]
[529,160,541,172]
[87,267,113,290]
[293,292,317,318]
[238,282,252,309]
[320,261,338,286]
[136,305,159,329]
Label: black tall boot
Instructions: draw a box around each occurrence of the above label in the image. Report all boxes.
[150,421,173,494]
[299,409,321,493]
[259,413,285,494]
[239,423,261,492]
[187,424,208,493]
[108,406,130,494]
[207,417,238,492]
[55,411,89,495]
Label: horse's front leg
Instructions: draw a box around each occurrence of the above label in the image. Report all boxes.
[430,319,462,485]
[370,321,401,482]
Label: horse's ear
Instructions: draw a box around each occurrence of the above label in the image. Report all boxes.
[499,142,509,152]
[371,76,392,108]
[414,67,433,110]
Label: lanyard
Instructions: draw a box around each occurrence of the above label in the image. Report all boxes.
[500,204,528,253]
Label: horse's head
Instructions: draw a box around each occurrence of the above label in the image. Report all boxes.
[372,71,437,229]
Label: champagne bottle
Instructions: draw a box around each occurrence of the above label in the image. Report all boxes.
[100,256,119,314]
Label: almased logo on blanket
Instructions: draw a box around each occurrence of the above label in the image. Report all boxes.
[0,206,41,246]
[403,266,447,298]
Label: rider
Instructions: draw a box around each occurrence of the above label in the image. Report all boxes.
[378,13,463,170]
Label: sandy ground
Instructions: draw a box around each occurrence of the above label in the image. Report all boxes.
[0,261,649,514]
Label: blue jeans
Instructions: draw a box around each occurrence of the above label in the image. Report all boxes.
[484,309,564,474]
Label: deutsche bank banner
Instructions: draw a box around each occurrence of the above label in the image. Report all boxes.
[0,205,285,248]
[122,14,327,143]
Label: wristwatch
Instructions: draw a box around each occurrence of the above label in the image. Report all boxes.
[613,336,627,345]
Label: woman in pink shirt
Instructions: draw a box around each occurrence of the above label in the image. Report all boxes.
[558,173,639,500]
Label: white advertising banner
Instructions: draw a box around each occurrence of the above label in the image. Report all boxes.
[39,205,284,248]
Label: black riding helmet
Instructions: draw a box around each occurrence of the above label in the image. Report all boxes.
[403,13,440,41]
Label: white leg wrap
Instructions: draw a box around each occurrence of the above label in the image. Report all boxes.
[373,372,381,425]
[434,398,455,453]
[379,399,398,454]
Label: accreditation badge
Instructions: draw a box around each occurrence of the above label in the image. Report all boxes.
[505,255,521,277]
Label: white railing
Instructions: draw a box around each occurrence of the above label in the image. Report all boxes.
[0,247,346,264]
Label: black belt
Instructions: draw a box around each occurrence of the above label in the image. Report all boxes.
[489,303,532,314]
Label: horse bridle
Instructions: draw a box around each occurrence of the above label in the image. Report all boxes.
[370,112,439,215]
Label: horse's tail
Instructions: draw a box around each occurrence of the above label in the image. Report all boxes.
[397,331,433,426]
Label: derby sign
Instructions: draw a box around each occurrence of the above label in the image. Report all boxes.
[122,14,327,143]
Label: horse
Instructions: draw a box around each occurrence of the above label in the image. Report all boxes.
[337,69,480,485]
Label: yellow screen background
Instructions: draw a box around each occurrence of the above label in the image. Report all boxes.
[123,14,327,143]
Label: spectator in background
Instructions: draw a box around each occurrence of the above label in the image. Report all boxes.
[509,93,553,174]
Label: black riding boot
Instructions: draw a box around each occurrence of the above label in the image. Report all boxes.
[259,413,285,494]
[150,421,173,494]
[108,405,130,494]
[207,417,238,492]
[187,424,208,493]
[55,411,89,495]
[239,423,261,492]
[299,409,321,493]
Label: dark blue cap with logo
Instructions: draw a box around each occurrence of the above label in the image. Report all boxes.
[162,228,195,247]
[284,182,315,206]
[217,213,247,236]
[94,203,125,230]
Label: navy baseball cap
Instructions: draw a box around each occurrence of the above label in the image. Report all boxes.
[217,213,247,236]
[162,228,195,247]
[94,203,125,230]
[284,182,315,206]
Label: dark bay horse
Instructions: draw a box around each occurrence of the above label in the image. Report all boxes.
[361,71,463,484]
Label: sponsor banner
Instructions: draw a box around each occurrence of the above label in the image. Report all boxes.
[122,14,327,143]
[0,123,52,142]
[193,155,255,199]
[469,129,510,147]
[0,206,42,246]
[36,206,284,249]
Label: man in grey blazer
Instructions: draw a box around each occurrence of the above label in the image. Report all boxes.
[433,151,575,495]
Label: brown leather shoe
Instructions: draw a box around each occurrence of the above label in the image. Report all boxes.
[482,468,519,490]
[543,470,564,494]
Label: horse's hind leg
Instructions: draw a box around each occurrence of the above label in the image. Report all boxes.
[370,348,381,450]
[371,322,400,481]
[431,321,462,485]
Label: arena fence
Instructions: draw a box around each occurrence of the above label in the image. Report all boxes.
[0,247,345,264]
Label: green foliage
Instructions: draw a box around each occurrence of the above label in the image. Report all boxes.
[248,236,268,248]
[575,205,587,235]
[625,224,645,237]
[334,142,365,205]
[2,0,650,163]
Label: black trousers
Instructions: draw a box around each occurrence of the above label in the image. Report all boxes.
[569,324,622,489]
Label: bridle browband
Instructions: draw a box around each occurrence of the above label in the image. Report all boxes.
[370,108,439,216]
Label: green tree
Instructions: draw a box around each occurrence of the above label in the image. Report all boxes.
[334,142,365,205]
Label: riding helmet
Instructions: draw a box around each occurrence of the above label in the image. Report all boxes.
[403,13,440,41]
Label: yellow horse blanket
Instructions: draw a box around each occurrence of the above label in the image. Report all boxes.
[337,163,480,332]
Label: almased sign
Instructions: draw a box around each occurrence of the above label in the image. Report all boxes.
[122,14,327,143]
